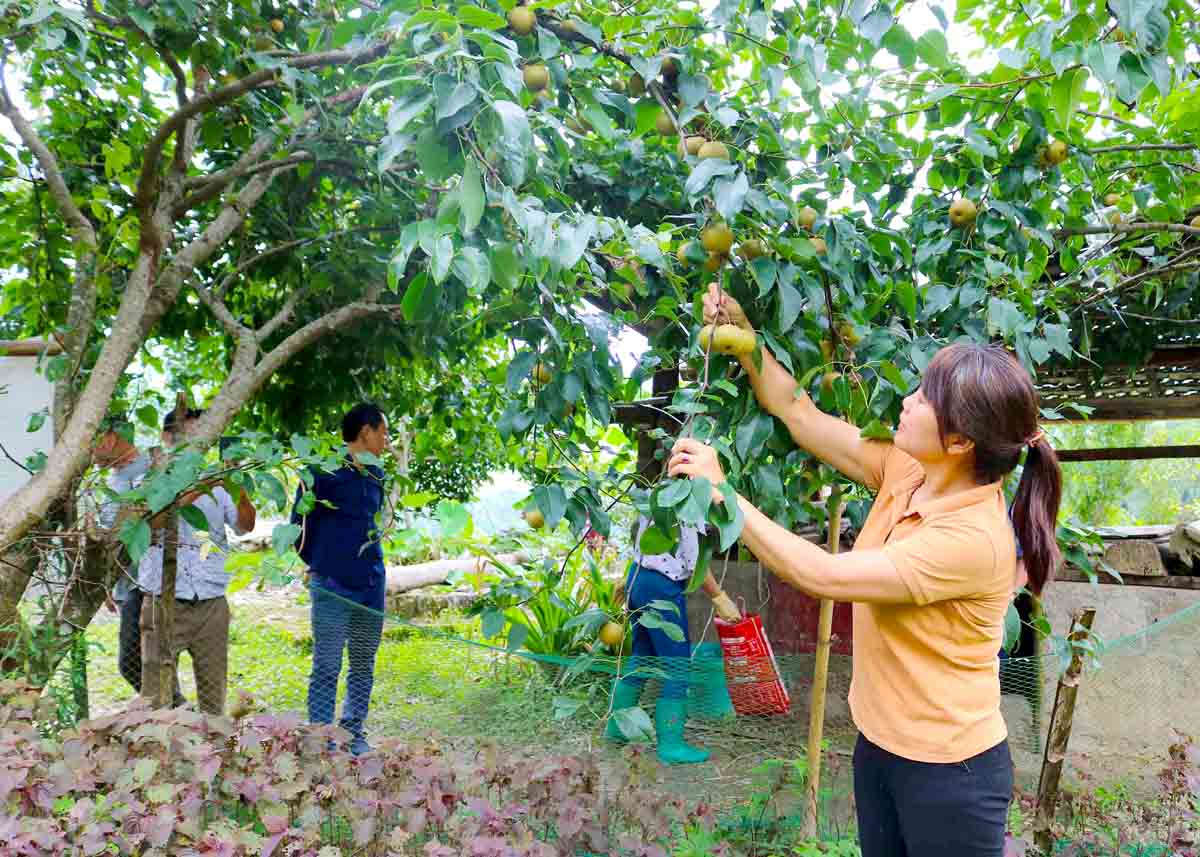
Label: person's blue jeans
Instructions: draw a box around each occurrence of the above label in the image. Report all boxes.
[619,563,691,700]
[307,586,384,742]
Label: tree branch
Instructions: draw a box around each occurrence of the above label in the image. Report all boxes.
[191,279,250,339]
[134,41,391,220]
[174,152,313,216]
[253,229,398,340]
[187,295,398,450]
[214,225,377,301]
[1087,143,1197,154]
[1078,247,1200,310]
[0,49,101,434]
[1054,221,1200,239]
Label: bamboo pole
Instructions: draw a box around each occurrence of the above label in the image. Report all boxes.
[1033,606,1097,854]
[803,485,843,840]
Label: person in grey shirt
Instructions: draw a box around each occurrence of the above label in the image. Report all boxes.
[137,407,255,714]
[91,415,177,699]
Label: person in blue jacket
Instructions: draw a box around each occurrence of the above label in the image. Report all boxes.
[292,402,390,755]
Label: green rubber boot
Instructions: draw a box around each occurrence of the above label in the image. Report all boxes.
[604,680,644,743]
[654,697,710,765]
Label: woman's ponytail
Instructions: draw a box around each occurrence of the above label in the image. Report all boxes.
[1010,438,1062,595]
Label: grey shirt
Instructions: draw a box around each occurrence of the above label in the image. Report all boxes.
[100,453,151,602]
[137,486,248,601]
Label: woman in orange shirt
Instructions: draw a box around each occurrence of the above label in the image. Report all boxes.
[667,284,1062,857]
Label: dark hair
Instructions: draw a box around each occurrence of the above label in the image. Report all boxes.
[921,343,1062,595]
[163,407,204,435]
[341,402,386,443]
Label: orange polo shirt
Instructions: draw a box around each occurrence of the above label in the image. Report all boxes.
[848,442,1015,763]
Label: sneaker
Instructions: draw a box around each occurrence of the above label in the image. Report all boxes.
[349,737,371,756]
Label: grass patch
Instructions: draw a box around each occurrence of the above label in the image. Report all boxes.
[81,602,594,750]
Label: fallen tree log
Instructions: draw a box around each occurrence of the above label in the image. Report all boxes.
[385,552,530,594]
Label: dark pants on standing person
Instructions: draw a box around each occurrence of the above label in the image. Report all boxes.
[619,563,691,699]
[853,734,1014,857]
[307,586,385,742]
[118,593,143,693]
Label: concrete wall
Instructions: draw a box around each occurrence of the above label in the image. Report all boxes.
[0,355,54,501]
[1038,581,1200,789]
[687,560,1200,788]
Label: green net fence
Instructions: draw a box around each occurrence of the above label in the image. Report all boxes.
[12,573,1195,854]
[78,581,1198,793]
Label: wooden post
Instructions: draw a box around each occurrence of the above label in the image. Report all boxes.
[153,391,188,709]
[1033,606,1097,855]
[156,509,178,708]
[803,485,843,840]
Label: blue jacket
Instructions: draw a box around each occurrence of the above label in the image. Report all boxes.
[291,459,386,609]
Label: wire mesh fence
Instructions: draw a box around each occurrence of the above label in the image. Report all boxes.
[86,584,1071,769]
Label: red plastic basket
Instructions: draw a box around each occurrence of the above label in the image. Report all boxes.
[715,611,791,716]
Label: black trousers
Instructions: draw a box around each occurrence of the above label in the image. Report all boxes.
[119,593,185,707]
[118,593,143,693]
[854,734,1013,857]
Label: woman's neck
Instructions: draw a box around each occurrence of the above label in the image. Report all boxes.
[913,456,980,503]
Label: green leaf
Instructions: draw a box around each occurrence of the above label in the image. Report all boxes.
[896,280,916,319]
[638,524,676,555]
[532,483,568,528]
[25,411,46,433]
[1084,42,1122,84]
[1002,601,1021,654]
[179,505,209,532]
[860,6,894,46]
[638,609,685,642]
[1051,67,1088,130]
[685,158,737,197]
[437,500,472,538]
[713,172,749,222]
[453,246,491,292]
[611,706,654,742]
[1114,52,1150,104]
[749,257,778,297]
[677,476,712,527]
[735,411,773,462]
[481,608,507,639]
[401,272,433,322]
[776,278,803,335]
[429,235,454,284]
[657,477,692,508]
[271,523,302,554]
[713,482,744,552]
[987,297,1024,337]
[401,492,438,508]
[915,30,949,68]
[255,472,288,510]
[460,158,484,234]
[435,80,478,122]
[119,518,152,566]
[387,93,433,136]
[416,128,456,182]
[507,623,529,651]
[490,100,532,186]
[136,405,159,428]
[457,4,507,28]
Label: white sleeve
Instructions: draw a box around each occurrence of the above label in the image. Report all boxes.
[217,487,246,534]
